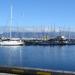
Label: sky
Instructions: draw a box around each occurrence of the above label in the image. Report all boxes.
[0,0,75,31]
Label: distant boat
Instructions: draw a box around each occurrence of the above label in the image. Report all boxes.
[0,6,24,46]
[55,35,68,45]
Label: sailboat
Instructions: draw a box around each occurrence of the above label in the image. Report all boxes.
[0,6,24,46]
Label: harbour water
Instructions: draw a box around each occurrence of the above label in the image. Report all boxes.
[0,45,75,72]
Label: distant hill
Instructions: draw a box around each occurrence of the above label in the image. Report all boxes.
[0,31,75,39]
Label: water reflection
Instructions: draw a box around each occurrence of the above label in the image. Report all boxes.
[0,46,23,67]
[0,46,75,71]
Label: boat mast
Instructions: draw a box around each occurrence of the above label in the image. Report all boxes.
[10,5,13,38]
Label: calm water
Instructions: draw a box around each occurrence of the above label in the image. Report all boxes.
[0,45,75,71]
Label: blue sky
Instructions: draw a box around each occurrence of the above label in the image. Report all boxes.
[0,0,75,30]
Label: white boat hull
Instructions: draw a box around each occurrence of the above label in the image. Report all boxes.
[0,40,24,46]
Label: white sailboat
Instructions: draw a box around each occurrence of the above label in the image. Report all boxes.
[0,6,24,46]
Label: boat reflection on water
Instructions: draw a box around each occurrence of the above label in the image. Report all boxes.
[0,46,23,67]
[0,45,75,72]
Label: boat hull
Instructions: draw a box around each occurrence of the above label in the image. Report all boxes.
[0,40,24,46]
